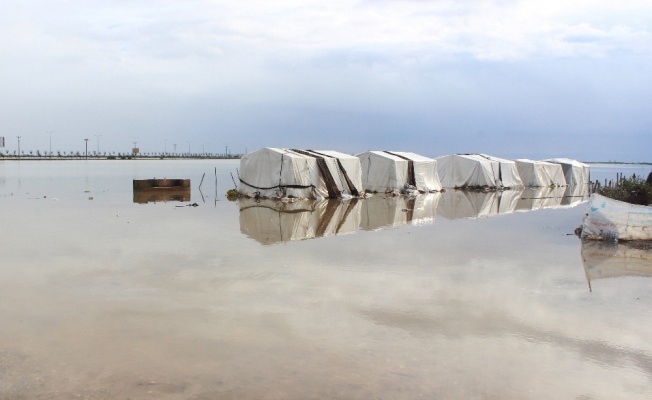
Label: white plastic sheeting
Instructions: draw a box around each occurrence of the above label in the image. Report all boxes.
[544,158,590,186]
[478,154,523,188]
[514,159,566,187]
[237,148,362,199]
[582,194,652,241]
[309,150,363,196]
[435,154,500,188]
[392,151,442,192]
[357,151,441,193]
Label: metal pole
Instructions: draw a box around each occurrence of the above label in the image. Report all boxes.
[17,136,21,159]
[48,130,54,156]
[84,138,89,160]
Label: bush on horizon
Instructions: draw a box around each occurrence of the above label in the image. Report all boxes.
[597,174,652,206]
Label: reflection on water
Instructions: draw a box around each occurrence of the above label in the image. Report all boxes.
[133,188,191,204]
[582,240,652,291]
[516,186,566,211]
[238,187,592,244]
[239,198,362,245]
[4,161,652,400]
[437,189,524,220]
[562,184,591,206]
[240,194,444,245]
[132,178,192,204]
[360,193,440,231]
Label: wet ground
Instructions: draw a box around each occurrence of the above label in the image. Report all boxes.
[1,160,651,399]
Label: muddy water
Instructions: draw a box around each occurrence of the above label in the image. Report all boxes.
[1,160,651,399]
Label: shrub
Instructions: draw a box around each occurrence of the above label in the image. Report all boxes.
[597,174,652,205]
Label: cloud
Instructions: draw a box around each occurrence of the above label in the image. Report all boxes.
[0,1,651,160]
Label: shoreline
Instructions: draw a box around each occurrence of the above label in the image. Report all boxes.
[0,155,241,161]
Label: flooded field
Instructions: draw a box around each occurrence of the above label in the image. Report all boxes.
[1,160,651,399]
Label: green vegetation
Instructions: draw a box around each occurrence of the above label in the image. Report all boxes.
[596,173,652,206]
[226,189,239,200]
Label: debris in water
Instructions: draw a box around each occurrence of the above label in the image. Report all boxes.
[226,189,238,200]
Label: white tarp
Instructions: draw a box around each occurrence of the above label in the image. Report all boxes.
[582,194,652,241]
[237,148,361,199]
[435,154,500,188]
[308,150,363,196]
[515,159,566,187]
[392,151,442,192]
[357,151,441,193]
[544,158,590,186]
[478,154,523,188]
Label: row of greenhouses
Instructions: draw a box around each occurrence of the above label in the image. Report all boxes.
[237,148,590,199]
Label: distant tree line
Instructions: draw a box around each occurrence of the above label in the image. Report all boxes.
[0,149,241,160]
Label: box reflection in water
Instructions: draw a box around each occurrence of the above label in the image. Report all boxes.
[133,189,191,204]
[132,179,191,204]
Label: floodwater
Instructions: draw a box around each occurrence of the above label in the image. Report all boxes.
[1,160,651,400]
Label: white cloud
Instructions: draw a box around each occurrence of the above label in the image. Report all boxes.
[0,0,651,159]
[3,0,651,64]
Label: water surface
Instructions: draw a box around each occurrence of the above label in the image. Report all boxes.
[1,160,651,399]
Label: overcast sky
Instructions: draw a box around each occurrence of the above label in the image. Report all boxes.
[1,0,650,161]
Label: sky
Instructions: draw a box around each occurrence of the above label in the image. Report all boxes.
[1,0,651,161]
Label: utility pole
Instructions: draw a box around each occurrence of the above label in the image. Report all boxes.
[48,130,54,156]
[84,138,89,160]
[173,143,177,154]
[17,136,21,159]
[95,134,102,153]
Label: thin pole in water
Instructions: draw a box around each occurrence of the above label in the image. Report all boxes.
[199,172,205,190]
